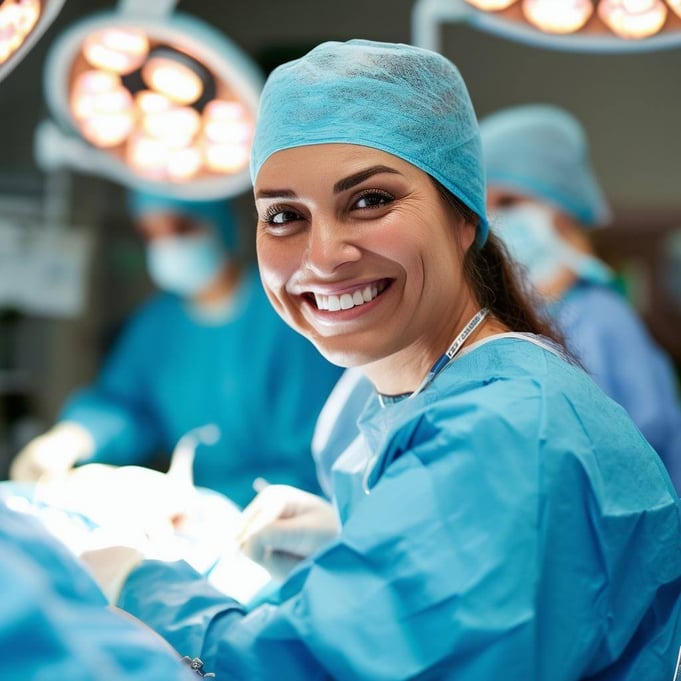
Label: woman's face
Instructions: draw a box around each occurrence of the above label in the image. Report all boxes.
[255,144,476,391]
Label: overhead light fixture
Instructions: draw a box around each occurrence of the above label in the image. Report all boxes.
[522,0,595,34]
[598,0,668,39]
[0,0,65,83]
[412,0,681,52]
[35,0,264,200]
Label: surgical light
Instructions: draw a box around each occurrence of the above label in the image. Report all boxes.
[141,46,208,105]
[522,0,594,34]
[82,27,149,75]
[598,0,668,39]
[465,0,516,9]
[0,0,41,64]
[414,0,681,52]
[0,0,64,82]
[36,2,263,200]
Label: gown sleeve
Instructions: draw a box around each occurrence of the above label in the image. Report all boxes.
[59,299,166,466]
[0,502,194,681]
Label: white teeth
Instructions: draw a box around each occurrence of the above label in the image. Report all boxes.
[340,293,354,310]
[312,283,383,312]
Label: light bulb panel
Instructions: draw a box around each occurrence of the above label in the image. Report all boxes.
[42,10,264,200]
[0,0,65,83]
[413,0,681,52]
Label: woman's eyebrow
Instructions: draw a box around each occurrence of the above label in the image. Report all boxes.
[255,165,400,200]
[255,188,297,200]
[333,165,400,194]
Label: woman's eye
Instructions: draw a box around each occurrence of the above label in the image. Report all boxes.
[354,190,394,210]
[262,206,301,226]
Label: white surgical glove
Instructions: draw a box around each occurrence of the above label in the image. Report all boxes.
[237,484,339,581]
[9,422,95,482]
[80,545,145,603]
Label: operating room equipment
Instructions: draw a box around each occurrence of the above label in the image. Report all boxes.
[0,0,66,83]
[35,0,264,201]
[412,0,681,53]
[4,422,273,602]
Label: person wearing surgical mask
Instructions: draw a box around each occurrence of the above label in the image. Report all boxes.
[481,103,681,493]
[10,190,343,508]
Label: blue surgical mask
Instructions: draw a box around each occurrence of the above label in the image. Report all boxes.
[493,203,592,288]
[146,233,226,297]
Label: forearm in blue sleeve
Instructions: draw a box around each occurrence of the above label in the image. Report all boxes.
[60,387,161,466]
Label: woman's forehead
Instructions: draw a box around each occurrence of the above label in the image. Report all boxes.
[255,144,422,187]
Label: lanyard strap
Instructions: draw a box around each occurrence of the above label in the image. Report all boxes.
[410,307,489,399]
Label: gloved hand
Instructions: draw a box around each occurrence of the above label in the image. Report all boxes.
[80,545,145,604]
[9,422,95,482]
[237,484,339,581]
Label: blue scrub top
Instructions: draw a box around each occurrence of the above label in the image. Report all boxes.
[0,495,194,681]
[552,281,681,492]
[118,336,681,680]
[61,266,343,507]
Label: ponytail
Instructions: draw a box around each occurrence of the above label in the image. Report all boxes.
[434,181,564,346]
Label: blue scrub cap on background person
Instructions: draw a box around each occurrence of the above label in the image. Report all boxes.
[127,190,239,250]
[250,39,489,247]
[480,104,612,227]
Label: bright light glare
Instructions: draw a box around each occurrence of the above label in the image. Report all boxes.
[465,0,517,9]
[127,133,168,179]
[522,0,594,33]
[204,142,249,173]
[70,70,122,119]
[665,0,681,17]
[142,106,201,146]
[0,0,41,65]
[598,0,668,38]
[166,145,202,181]
[70,71,134,147]
[83,28,149,74]
[142,55,204,105]
[135,89,172,115]
[81,109,134,147]
[203,99,254,145]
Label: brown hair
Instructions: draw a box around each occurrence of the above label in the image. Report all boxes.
[434,181,565,346]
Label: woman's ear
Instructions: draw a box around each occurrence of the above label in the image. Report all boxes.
[458,219,478,254]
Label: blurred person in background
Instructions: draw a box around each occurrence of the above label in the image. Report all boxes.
[480,103,681,493]
[10,190,343,507]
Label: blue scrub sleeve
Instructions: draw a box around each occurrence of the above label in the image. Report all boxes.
[60,307,164,466]
[118,394,681,680]
[0,505,194,681]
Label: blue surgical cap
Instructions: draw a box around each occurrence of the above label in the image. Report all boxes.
[480,104,611,227]
[250,39,489,246]
[127,190,239,250]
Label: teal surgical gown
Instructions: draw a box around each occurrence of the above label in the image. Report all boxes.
[61,266,343,507]
[118,335,681,680]
[553,281,681,493]
[0,496,194,681]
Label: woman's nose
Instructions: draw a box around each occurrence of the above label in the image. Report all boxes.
[303,219,361,276]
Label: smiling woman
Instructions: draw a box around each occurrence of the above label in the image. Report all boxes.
[82,39,681,681]
[254,144,499,388]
